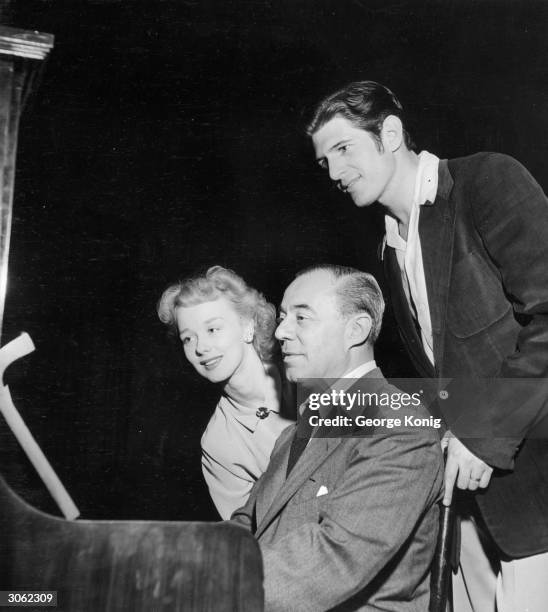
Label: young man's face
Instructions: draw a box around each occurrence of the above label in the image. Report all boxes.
[275,269,349,382]
[311,115,396,207]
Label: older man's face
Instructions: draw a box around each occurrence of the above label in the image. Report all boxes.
[275,270,349,381]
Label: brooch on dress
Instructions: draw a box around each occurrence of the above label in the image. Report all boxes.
[256,406,270,419]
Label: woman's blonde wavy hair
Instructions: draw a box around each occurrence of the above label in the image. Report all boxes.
[157,266,278,362]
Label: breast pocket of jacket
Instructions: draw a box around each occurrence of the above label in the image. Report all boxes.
[284,478,328,519]
[448,251,512,338]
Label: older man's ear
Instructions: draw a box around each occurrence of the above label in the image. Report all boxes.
[344,313,373,350]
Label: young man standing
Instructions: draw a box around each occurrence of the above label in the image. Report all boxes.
[308,80,548,612]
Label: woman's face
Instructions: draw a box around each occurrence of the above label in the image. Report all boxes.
[175,297,251,383]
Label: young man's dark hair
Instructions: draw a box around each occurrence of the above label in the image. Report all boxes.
[307,78,548,612]
[306,80,415,151]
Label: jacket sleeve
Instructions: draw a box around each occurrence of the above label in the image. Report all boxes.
[456,154,548,467]
[229,477,258,531]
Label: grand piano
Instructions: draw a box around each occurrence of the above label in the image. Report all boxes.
[0,25,263,612]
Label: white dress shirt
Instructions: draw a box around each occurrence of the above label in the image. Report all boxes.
[385,150,439,366]
[301,360,379,441]
[343,359,377,379]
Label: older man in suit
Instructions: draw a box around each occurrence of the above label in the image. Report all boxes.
[308,81,548,611]
[232,264,443,612]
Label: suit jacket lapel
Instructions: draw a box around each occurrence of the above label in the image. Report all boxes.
[418,159,456,368]
[384,248,435,378]
[255,425,294,523]
[254,369,387,539]
[254,434,342,540]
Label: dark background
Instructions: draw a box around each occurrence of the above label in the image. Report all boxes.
[0,0,547,520]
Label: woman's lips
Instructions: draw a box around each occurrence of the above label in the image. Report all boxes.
[201,356,223,370]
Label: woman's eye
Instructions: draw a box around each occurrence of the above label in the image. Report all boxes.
[181,337,191,345]
[208,327,219,334]
[338,145,348,153]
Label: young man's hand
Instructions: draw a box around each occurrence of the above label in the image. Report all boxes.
[441,433,493,505]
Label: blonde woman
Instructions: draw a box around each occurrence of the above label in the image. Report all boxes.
[158,266,293,519]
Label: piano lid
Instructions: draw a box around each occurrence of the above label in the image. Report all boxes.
[0,25,54,345]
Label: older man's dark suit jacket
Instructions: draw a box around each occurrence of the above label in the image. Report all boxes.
[232,369,443,612]
[384,152,548,558]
